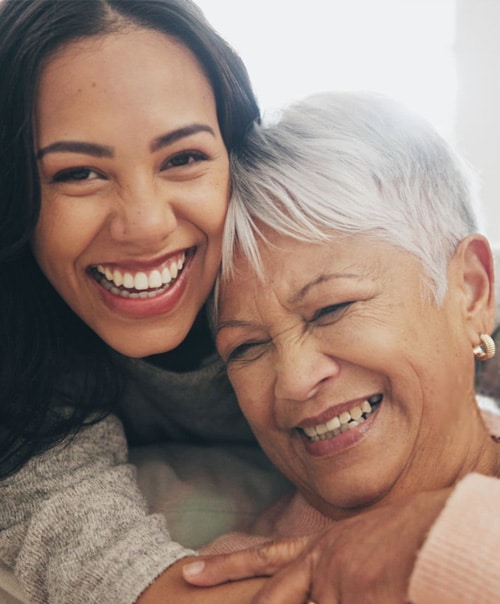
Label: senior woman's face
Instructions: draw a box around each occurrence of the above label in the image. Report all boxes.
[216,232,487,519]
[32,29,229,357]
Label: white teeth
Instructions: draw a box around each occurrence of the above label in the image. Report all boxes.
[316,423,329,435]
[134,272,149,291]
[113,270,123,287]
[326,416,340,431]
[149,270,163,289]
[123,272,135,288]
[339,411,351,425]
[361,400,372,414]
[162,267,172,284]
[350,405,362,420]
[303,396,381,443]
[94,251,186,293]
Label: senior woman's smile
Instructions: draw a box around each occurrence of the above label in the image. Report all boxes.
[216,227,495,519]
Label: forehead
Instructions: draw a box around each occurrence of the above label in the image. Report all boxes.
[35,28,215,135]
[217,234,392,318]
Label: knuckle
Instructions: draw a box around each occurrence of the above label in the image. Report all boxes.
[253,543,277,567]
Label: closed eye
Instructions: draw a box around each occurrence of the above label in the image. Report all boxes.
[311,301,353,324]
[226,340,271,364]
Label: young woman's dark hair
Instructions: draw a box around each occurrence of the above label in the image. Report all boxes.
[0,0,259,478]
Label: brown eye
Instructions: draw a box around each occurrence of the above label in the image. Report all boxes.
[162,151,207,169]
[52,167,101,183]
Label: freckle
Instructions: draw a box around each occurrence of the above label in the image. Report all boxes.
[91,82,96,88]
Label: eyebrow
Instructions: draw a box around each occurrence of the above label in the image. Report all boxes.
[217,272,361,333]
[36,141,113,160]
[215,319,257,336]
[288,272,360,305]
[150,124,216,152]
[36,123,216,160]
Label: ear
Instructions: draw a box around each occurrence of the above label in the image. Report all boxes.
[452,234,495,342]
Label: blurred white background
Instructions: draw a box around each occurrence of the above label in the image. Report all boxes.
[196,0,500,244]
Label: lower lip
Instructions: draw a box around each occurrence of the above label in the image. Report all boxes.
[302,404,381,458]
[90,254,193,320]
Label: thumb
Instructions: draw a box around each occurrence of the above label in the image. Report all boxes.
[182,536,311,586]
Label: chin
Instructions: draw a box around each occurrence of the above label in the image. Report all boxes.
[309,473,397,517]
[101,328,188,359]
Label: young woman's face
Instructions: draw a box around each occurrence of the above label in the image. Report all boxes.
[32,29,230,357]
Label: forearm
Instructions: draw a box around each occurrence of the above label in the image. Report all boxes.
[1,415,192,604]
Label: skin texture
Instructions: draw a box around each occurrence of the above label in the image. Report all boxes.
[216,233,498,516]
[183,488,451,604]
[183,232,500,602]
[33,28,229,358]
[31,28,265,603]
[137,556,266,603]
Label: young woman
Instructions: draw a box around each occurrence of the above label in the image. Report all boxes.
[0,1,277,603]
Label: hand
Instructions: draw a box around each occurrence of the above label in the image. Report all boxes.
[137,555,266,603]
[183,489,451,603]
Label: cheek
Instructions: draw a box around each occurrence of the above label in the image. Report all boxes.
[179,188,228,249]
[32,204,64,271]
[229,368,274,429]
[206,196,229,239]
[32,197,102,274]
[196,167,230,236]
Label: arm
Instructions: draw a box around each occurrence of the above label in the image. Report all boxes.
[138,558,266,603]
[183,488,452,604]
[0,415,192,604]
[184,474,500,603]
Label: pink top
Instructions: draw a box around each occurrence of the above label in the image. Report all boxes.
[202,411,500,603]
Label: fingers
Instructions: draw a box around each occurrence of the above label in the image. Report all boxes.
[182,536,311,587]
[250,556,315,604]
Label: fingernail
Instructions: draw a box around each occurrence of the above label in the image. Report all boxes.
[183,560,206,578]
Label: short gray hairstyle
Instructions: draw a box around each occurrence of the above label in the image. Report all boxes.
[220,92,481,304]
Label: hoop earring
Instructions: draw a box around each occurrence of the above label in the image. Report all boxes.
[473,333,496,361]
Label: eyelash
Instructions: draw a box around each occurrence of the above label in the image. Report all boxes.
[162,150,208,169]
[52,167,101,183]
[227,340,270,363]
[311,301,353,323]
[51,150,209,183]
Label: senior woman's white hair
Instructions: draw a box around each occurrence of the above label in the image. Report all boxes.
[220,92,481,304]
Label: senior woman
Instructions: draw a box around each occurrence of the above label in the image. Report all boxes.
[183,92,500,603]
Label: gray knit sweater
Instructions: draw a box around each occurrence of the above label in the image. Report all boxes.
[0,353,262,604]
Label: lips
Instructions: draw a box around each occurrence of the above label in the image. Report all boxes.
[299,394,383,442]
[90,250,188,299]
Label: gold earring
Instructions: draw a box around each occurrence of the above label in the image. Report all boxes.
[473,333,496,361]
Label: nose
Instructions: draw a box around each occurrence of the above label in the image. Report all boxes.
[108,178,178,247]
[274,337,340,402]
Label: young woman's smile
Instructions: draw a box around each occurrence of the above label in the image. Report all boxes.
[32,29,230,357]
